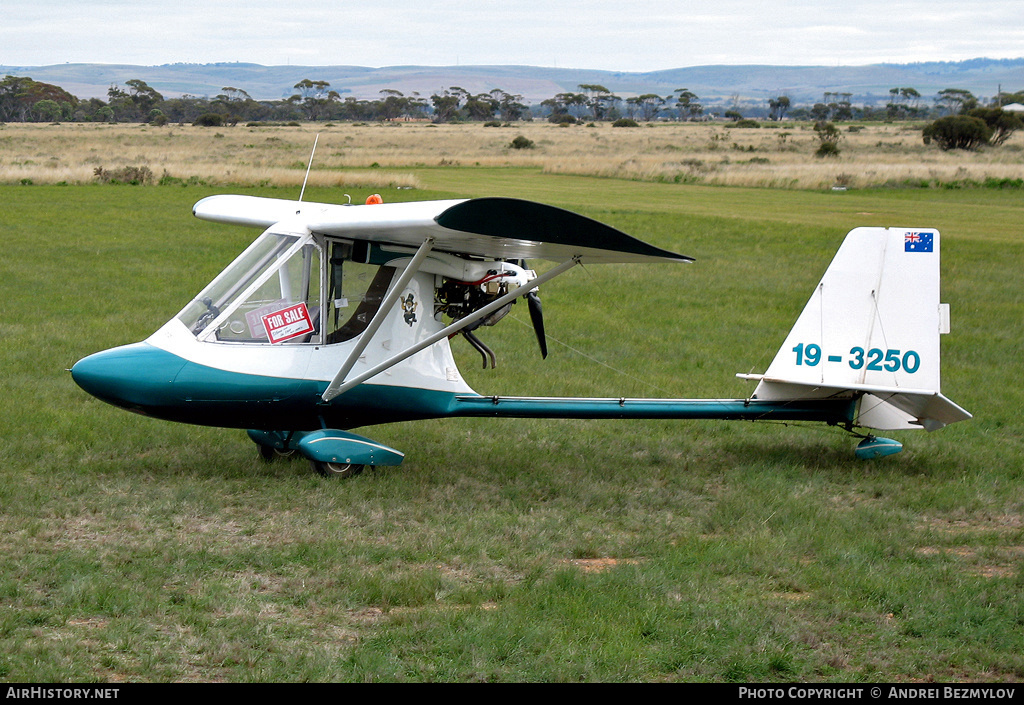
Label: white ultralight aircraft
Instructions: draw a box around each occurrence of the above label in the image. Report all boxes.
[71,194,971,476]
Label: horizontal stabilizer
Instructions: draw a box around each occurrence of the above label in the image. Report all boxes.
[738,377,972,431]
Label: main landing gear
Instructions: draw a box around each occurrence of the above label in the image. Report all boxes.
[257,444,299,462]
[248,428,404,478]
[256,441,363,477]
[308,461,365,478]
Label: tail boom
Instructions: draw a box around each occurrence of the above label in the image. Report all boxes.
[451,394,856,424]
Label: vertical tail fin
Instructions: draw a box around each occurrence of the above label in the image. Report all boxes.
[738,227,970,431]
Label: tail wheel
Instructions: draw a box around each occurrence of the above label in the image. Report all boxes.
[310,460,365,478]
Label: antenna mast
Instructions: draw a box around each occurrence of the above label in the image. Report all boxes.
[299,133,320,203]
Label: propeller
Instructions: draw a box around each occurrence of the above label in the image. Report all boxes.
[525,290,548,359]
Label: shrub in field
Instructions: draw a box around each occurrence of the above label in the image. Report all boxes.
[548,113,578,125]
[814,121,842,158]
[815,142,841,158]
[612,118,640,127]
[193,113,225,127]
[966,107,1024,146]
[814,121,840,143]
[93,166,154,184]
[728,119,761,128]
[509,135,535,149]
[922,115,992,150]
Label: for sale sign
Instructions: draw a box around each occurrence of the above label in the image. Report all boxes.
[261,303,314,344]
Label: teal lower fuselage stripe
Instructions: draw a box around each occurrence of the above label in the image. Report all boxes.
[72,342,856,431]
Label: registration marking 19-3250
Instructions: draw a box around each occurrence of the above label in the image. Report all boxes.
[792,343,921,374]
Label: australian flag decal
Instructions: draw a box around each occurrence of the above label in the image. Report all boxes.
[904,231,934,253]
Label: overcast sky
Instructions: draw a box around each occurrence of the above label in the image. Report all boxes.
[3,0,1022,71]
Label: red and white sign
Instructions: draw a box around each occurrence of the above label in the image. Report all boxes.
[261,303,314,344]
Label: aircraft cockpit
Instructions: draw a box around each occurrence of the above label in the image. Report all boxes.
[175,229,394,346]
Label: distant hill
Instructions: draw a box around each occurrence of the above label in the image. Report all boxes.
[3,58,1022,106]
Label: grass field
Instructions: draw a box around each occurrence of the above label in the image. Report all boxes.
[1,128,1022,681]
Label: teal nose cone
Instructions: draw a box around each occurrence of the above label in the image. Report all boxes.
[71,343,187,411]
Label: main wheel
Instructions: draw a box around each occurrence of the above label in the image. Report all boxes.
[257,444,299,462]
[310,460,365,478]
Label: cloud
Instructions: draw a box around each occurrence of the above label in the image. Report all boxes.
[3,0,1022,70]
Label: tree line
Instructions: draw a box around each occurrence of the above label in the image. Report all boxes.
[0,76,697,125]
[2,74,1022,133]
[774,87,1024,123]
[0,76,534,125]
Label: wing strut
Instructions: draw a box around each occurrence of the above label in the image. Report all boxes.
[321,256,581,402]
[321,237,435,401]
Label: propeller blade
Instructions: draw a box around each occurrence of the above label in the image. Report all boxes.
[525,290,548,359]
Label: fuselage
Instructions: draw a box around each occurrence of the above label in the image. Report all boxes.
[71,318,856,433]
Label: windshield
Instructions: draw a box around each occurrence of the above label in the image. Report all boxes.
[176,230,321,343]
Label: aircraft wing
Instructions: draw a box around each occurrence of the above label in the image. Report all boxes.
[193,195,693,264]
